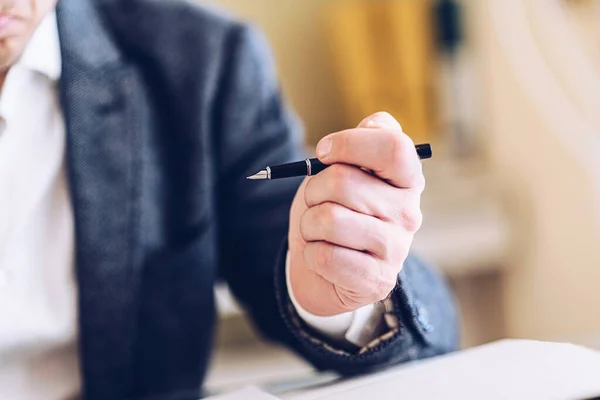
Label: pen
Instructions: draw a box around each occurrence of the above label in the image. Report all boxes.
[247,143,432,180]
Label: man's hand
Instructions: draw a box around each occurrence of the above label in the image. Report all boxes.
[288,112,425,316]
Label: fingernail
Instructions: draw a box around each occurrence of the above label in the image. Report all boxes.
[316,138,332,158]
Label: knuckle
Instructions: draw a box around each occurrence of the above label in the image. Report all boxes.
[372,111,395,121]
[368,112,402,131]
[391,130,408,149]
[319,202,344,227]
[315,242,336,271]
[398,206,423,233]
[388,132,419,171]
[328,164,354,194]
[387,134,408,166]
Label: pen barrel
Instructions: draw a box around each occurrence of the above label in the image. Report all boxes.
[269,160,309,179]
[308,158,328,175]
[266,143,430,180]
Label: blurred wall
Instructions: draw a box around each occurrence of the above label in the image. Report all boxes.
[474,0,600,341]
[200,0,346,145]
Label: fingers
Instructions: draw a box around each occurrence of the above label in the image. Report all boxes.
[304,163,423,231]
[302,241,398,305]
[315,112,424,189]
[300,201,410,260]
[303,163,411,222]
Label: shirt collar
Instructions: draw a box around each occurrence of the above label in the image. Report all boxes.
[0,11,61,127]
[17,10,61,81]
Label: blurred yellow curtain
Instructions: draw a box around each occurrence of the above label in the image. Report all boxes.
[324,0,437,144]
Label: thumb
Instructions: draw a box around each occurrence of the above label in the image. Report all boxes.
[357,111,403,131]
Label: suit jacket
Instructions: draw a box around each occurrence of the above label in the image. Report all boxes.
[55,0,459,399]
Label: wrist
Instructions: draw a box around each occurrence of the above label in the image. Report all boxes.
[286,250,392,347]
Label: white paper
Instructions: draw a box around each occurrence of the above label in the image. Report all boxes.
[206,386,280,400]
[283,339,600,400]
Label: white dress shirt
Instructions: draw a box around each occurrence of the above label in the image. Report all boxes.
[0,13,384,400]
[0,12,81,400]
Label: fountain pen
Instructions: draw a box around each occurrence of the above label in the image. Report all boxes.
[247,143,432,180]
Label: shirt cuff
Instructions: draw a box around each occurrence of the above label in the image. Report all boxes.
[285,251,387,347]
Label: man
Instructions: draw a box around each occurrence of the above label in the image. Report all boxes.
[0,0,459,399]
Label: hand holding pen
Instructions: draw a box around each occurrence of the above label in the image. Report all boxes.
[272,112,431,317]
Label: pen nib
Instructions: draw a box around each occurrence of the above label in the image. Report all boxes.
[246,170,269,180]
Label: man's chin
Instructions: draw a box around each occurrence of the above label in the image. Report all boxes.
[0,38,26,71]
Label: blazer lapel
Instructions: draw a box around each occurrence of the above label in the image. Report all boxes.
[57,1,143,398]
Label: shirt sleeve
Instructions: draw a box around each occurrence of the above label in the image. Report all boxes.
[285,251,389,347]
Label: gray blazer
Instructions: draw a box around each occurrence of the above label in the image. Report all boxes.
[55,0,459,398]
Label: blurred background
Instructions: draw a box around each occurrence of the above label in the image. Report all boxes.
[199,0,600,394]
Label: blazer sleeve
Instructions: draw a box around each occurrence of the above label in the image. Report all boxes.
[212,21,460,375]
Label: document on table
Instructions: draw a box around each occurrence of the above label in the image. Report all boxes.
[205,387,280,400]
[282,339,600,400]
